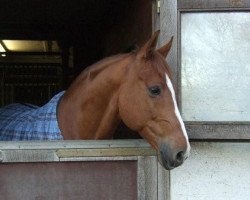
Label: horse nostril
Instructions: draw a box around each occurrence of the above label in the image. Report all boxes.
[176,151,184,163]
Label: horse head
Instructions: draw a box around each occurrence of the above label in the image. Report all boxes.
[118,31,190,170]
[57,30,190,170]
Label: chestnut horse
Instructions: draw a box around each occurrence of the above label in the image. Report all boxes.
[0,31,190,169]
[58,31,190,169]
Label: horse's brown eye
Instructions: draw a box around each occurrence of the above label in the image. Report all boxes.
[148,86,161,97]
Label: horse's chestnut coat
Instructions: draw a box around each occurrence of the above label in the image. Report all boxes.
[58,31,190,170]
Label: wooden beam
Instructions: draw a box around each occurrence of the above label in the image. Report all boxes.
[0,40,8,52]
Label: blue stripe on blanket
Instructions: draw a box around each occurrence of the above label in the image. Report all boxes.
[0,91,65,141]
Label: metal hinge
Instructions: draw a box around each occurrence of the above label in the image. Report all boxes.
[157,0,160,14]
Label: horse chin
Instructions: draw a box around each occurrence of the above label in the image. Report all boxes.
[139,127,183,170]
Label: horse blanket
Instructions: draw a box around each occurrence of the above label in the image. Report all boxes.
[0,91,65,141]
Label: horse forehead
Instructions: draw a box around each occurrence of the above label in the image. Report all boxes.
[149,54,171,78]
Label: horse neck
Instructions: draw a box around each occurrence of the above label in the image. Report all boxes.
[58,54,134,140]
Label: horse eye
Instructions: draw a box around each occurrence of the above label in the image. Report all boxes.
[148,86,161,97]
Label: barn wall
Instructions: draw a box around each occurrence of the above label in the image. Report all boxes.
[170,142,250,200]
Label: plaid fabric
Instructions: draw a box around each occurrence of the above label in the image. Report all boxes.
[0,91,65,141]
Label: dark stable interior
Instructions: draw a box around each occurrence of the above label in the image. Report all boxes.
[0,0,152,139]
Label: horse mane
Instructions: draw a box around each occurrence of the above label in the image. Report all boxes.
[71,49,172,88]
[71,53,133,86]
[84,49,172,82]
[87,53,132,80]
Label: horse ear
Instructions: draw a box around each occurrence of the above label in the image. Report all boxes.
[157,36,173,58]
[138,30,160,59]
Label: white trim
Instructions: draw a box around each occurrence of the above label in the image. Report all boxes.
[0,139,150,150]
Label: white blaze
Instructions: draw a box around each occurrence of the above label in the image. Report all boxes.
[165,74,191,157]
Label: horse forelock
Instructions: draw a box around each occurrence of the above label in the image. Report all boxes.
[147,52,173,81]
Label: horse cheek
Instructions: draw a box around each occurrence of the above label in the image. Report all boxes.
[118,93,143,131]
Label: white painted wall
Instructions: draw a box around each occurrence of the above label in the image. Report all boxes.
[171,142,250,200]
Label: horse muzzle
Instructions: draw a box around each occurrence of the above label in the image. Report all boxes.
[158,143,188,170]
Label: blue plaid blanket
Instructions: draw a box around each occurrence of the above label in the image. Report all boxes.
[0,91,65,141]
